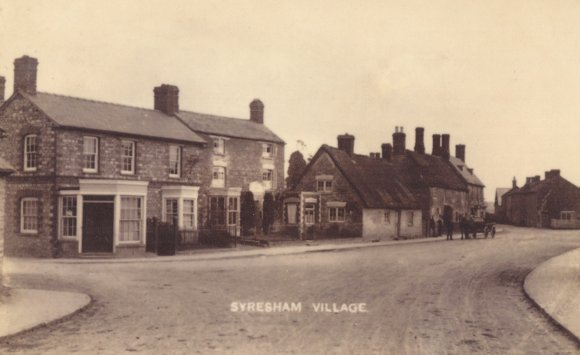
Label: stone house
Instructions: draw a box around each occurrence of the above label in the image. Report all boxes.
[502,170,580,228]
[286,135,422,240]
[0,55,284,257]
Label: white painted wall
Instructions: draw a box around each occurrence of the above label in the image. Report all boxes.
[362,209,398,241]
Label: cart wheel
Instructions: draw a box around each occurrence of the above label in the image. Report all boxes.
[484,230,488,238]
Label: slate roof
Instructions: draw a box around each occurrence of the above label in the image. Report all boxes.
[21,92,206,144]
[177,110,284,144]
[0,156,14,174]
[391,151,467,191]
[319,145,420,209]
[449,156,485,187]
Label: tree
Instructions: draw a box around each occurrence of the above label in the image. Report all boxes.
[240,191,255,236]
[286,150,307,190]
[262,192,275,234]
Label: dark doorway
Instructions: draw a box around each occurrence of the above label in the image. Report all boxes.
[443,205,454,223]
[82,196,114,253]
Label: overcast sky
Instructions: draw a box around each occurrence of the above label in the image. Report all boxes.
[1,0,580,201]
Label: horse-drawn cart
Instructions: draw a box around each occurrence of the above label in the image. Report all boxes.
[467,216,495,238]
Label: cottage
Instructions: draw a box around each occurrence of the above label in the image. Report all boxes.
[0,55,284,257]
[388,127,475,235]
[287,135,422,241]
[502,170,580,229]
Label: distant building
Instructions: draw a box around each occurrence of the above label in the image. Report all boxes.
[502,170,580,229]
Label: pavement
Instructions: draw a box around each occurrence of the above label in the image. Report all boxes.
[0,288,91,339]
[1,228,578,346]
[524,245,580,344]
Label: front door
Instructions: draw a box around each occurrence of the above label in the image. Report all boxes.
[82,196,114,253]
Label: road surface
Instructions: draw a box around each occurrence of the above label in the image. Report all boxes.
[1,226,579,354]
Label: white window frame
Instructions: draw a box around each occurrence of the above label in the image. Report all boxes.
[82,136,99,173]
[304,203,316,225]
[161,186,200,231]
[213,137,225,155]
[169,145,181,178]
[23,134,38,172]
[163,198,179,225]
[119,196,143,243]
[227,196,239,226]
[183,199,196,230]
[59,195,79,240]
[121,140,136,175]
[212,166,226,188]
[262,169,273,190]
[317,180,333,192]
[262,143,274,159]
[328,207,346,223]
[21,197,39,234]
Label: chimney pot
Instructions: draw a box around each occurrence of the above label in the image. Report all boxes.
[337,133,355,156]
[512,177,517,189]
[14,55,38,95]
[414,127,425,154]
[154,84,179,115]
[250,99,264,124]
[432,134,441,156]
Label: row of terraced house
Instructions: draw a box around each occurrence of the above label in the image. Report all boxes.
[0,55,284,257]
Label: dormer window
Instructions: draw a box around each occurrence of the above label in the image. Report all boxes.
[262,143,274,159]
[212,166,226,188]
[23,134,38,171]
[213,137,225,155]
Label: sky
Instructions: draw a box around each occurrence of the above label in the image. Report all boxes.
[1,0,580,201]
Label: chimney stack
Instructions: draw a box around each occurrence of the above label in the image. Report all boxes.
[512,177,517,189]
[545,169,561,179]
[414,127,425,154]
[154,84,179,116]
[14,55,38,95]
[432,134,441,156]
[0,76,5,103]
[455,144,466,163]
[441,134,450,159]
[249,99,264,124]
[381,143,392,162]
[392,126,406,155]
[337,134,355,156]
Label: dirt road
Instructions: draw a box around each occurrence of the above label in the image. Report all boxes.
[1,226,579,354]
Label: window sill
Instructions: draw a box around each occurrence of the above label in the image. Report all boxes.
[117,242,143,247]
[169,175,181,179]
[121,171,135,176]
[59,237,78,242]
[82,169,98,174]
[23,168,38,173]
[19,232,39,237]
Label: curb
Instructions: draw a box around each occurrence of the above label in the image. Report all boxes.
[48,236,450,265]
[0,290,93,341]
[522,248,580,347]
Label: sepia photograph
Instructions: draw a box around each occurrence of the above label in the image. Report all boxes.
[0,1,579,354]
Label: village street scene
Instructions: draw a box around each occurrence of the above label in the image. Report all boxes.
[1,1,580,354]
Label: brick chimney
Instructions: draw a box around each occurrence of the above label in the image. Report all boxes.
[441,134,450,159]
[392,126,406,155]
[14,55,38,95]
[154,84,179,116]
[414,127,425,154]
[0,76,5,103]
[337,134,355,156]
[545,169,561,179]
[432,134,441,156]
[250,99,264,124]
[512,177,517,189]
[455,144,466,163]
[381,143,392,162]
